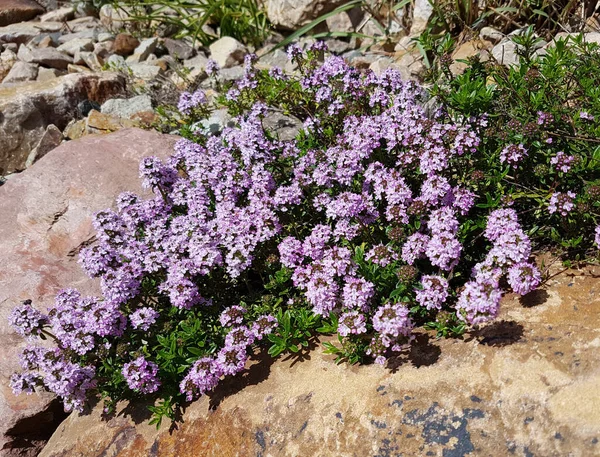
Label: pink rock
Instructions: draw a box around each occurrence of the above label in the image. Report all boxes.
[0,128,177,457]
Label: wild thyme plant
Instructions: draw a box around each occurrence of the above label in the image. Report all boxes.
[9,41,600,425]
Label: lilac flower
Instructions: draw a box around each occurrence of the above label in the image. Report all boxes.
[372,303,413,339]
[205,59,219,76]
[579,111,594,121]
[415,275,449,310]
[500,144,527,167]
[224,325,255,348]
[484,208,520,242]
[10,372,38,395]
[342,277,375,311]
[425,233,462,271]
[338,311,367,337]
[548,191,576,216]
[366,244,398,267]
[401,233,430,265]
[456,279,502,325]
[215,345,247,376]
[177,90,207,115]
[129,307,160,331]
[122,356,161,394]
[596,225,600,247]
[550,152,574,173]
[219,305,247,327]
[8,301,47,337]
[180,357,221,401]
[278,236,304,268]
[507,262,542,295]
[251,315,278,340]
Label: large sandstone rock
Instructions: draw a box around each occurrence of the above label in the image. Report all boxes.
[266,0,346,30]
[0,129,178,457]
[0,72,126,175]
[38,266,600,457]
[0,0,44,27]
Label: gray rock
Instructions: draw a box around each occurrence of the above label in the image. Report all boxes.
[263,111,302,141]
[2,42,18,52]
[219,65,244,81]
[28,31,61,47]
[0,47,17,80]
[326,11,355,32]
[18,46,73,70]
[56,37,94,56]
[266,0,346,30]
[480,26,504,44]
[101,94,153,118]
[128,62,161,79]
[67,16,103,32]
[93,41,113,59]
[2,60,38,83]
[209,36,246,68]
[36,66,61,81]
[491,40,520,66]
[98,3,133,30]
[0,21,63,45]
[40,6,75,22]
[24,123,62,167]
[67,63,91,73]
[105,53,127,70]
[57,30,97,45]
[0,72,126,174]
[170,53,208,87]
[256,48,294,71]
[163,37,195,60]
[126,37,158,63]
[97,32,114,42]
[409,0,434,36]
[77,51,103,71]
[199,108,234,134]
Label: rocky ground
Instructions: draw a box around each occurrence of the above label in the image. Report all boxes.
[1,0,600,456]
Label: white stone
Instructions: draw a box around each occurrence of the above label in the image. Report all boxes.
[56,38,95,56]
[208,36,246,68]
[126,37,158,63]
[101,94,153,118]
[2,61,38,84]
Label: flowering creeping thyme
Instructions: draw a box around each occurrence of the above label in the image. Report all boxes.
[9,42,600,424]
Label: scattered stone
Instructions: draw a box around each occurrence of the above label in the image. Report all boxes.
[40,5,74,22]
[18,46,73,70]
[0,0,44,27]
[63,117,86,139]
[97,32,114,42]
[36,66,60,81]
[86,109,137,132]
[368,56,395,76]
[0,72,126,174]
[263,110,302,141]
[24,123,62,167]
[0,47,17,79]
[104,53,126,71]
[77,50,103,71]
[93,40,113,59]
[101,94,152,119]
[256,48,294,72]
[480,26,504,44]
[2,60,37,83]
[98,3,133,31]
[36,34,54,48]
[28,31,60,47]
[199,108,234,134]
[2,41,17,52]
[0,129,177,457]
[325,38,352,54]
[113,32,139,56]
[208,36,246,68]
[67,16,102,32]
[56,37,95,56]
[219,65,244,81]
[491,40,520,66]
[0,21,62,44]
[410,0,434,36]
[77,99,100,116]
[450,39,492,75]
[266,0,346,30]
[57,30,96,44]
[128,62,161,80]
[67,63,91,73]
[325,11,355,33]
[126,36,157,63]
[163,37,195,60]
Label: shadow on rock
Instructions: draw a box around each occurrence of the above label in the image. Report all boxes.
[476,320,524,347]
[387,333,442,372]
[520,288,549,308]
[208,349,276,411]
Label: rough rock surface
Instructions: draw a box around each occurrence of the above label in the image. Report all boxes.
[0,129,178,457]
[39,266,600,457]
[0,0,44,27]
[208,36,246,69]
[0,72,126,174]
[266,0,346,30]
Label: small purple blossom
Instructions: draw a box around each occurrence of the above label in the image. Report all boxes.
[550,152,574,173]
[122,357,161,394]
[500,144,528,167]
[507,262,542,295]
[415,275,449,310]
[8,301,47,337]
[129,307,159,331]
[548,191,576,216]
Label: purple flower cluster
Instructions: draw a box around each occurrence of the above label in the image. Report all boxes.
[177,90,207,115]
[122,356,161,394]
[550,151,574,173]
[8,301,47,337]
[500,143,528,167]
[548,191,576,216]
